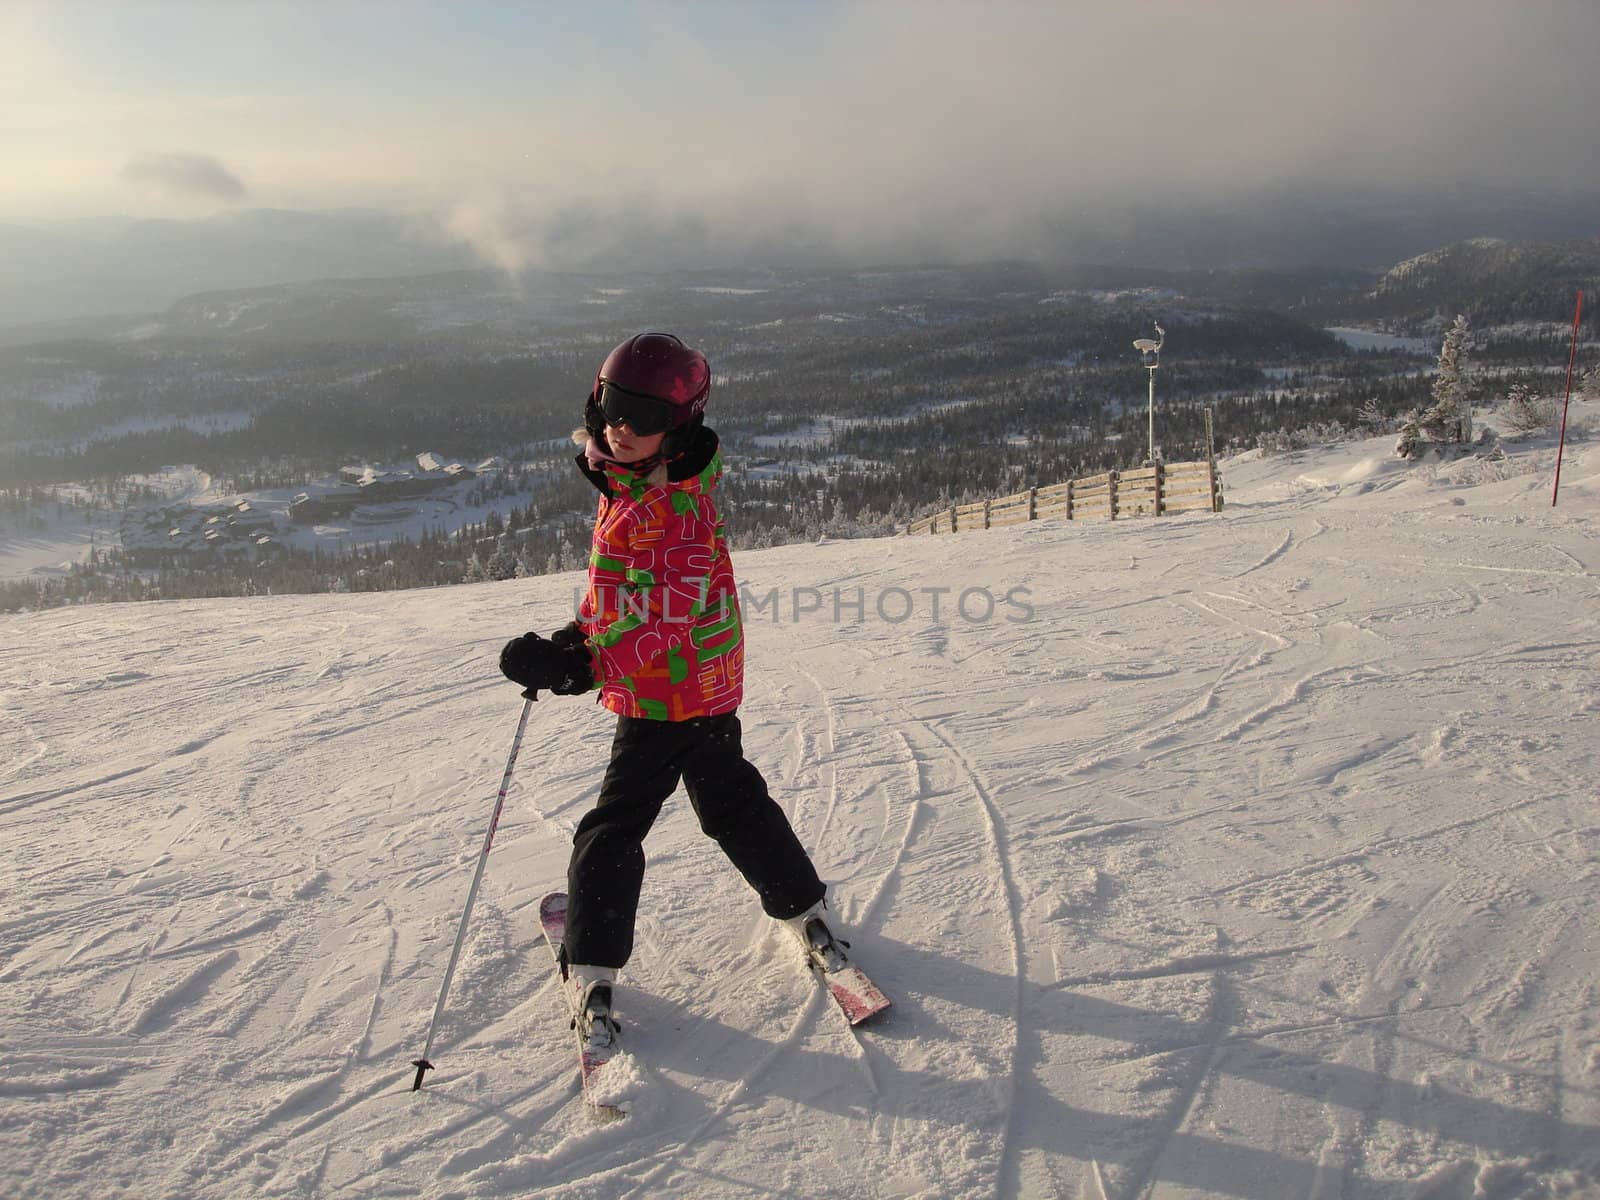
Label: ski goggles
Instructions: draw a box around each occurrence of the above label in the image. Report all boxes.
[597,381,674,436]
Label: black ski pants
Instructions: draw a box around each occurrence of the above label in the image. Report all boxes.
[563,711,825,969]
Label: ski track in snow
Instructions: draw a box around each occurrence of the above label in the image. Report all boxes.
[4,428,1600,1199]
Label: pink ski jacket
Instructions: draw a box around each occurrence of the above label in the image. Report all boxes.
[575,429,744,721]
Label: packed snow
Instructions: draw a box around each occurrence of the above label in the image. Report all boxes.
[4,421,1599,1199]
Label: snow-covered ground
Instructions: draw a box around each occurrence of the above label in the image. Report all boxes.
[1325,328,1436,355]
[0,467,220,582]
[0,508,105,581]
[4,421,1599,1199]
[0,462,541,579]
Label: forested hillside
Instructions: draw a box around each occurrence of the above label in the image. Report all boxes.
[4,248,1593,610]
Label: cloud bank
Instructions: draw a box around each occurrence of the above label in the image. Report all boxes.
[120,152,247,202]
[434,2,1600,272]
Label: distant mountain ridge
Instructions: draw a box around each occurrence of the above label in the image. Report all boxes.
[5,217,1595,348]
[4,191,1598,330]
[1309,236,1599,331]
[131,236,1600,346]
[0,209,477,329]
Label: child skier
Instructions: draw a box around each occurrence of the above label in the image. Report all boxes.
[498,331,843,1050]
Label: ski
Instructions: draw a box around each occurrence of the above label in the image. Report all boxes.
[539,892,627,1120]
[793,915,891,1025]
[817,962,892,1025]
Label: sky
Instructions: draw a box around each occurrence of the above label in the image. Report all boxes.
[5,0,1600,269]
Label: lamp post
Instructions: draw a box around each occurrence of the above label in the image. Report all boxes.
[1132,322,1165,465]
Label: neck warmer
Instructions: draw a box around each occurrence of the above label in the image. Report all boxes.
[582,434,664,478]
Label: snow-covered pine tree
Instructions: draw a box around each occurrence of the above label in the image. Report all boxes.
[1358,397,1395,432]
[1397,314,1472,458]
[1424,314,1471,443]
[485,537,518,581]
[1505,382,1558,433]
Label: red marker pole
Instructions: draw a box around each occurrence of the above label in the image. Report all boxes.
[1552,289,1583,507]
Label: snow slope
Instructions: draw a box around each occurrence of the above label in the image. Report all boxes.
[4,426,1599,1200]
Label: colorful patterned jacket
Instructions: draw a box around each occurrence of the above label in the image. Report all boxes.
[574,428,744,721]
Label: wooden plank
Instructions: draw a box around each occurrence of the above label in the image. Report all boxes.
[1036,482,1073,500]
[1162,496,1220,513]
[1076,471,1113,489]
[1120,466,1161,483]
[987,511,1033,528]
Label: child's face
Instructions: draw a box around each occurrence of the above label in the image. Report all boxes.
[606,424,667,463]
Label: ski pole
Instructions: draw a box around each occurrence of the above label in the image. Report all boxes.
[411,695,535,1091]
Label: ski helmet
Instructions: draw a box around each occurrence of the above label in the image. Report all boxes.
[591,332,711,430]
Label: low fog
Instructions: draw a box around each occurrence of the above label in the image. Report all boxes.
[431,3,1600,273]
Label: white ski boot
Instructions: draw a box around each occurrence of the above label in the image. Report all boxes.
[780,901,892,1025]
[782,901,850,974]
[568,965,620,1051]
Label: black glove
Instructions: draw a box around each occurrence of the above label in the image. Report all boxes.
[550,620,587,649]
[499,631,593,699]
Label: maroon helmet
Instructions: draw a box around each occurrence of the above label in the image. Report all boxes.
[591,332,711,434]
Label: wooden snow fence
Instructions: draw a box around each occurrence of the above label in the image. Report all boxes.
[905,460,1223,536]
